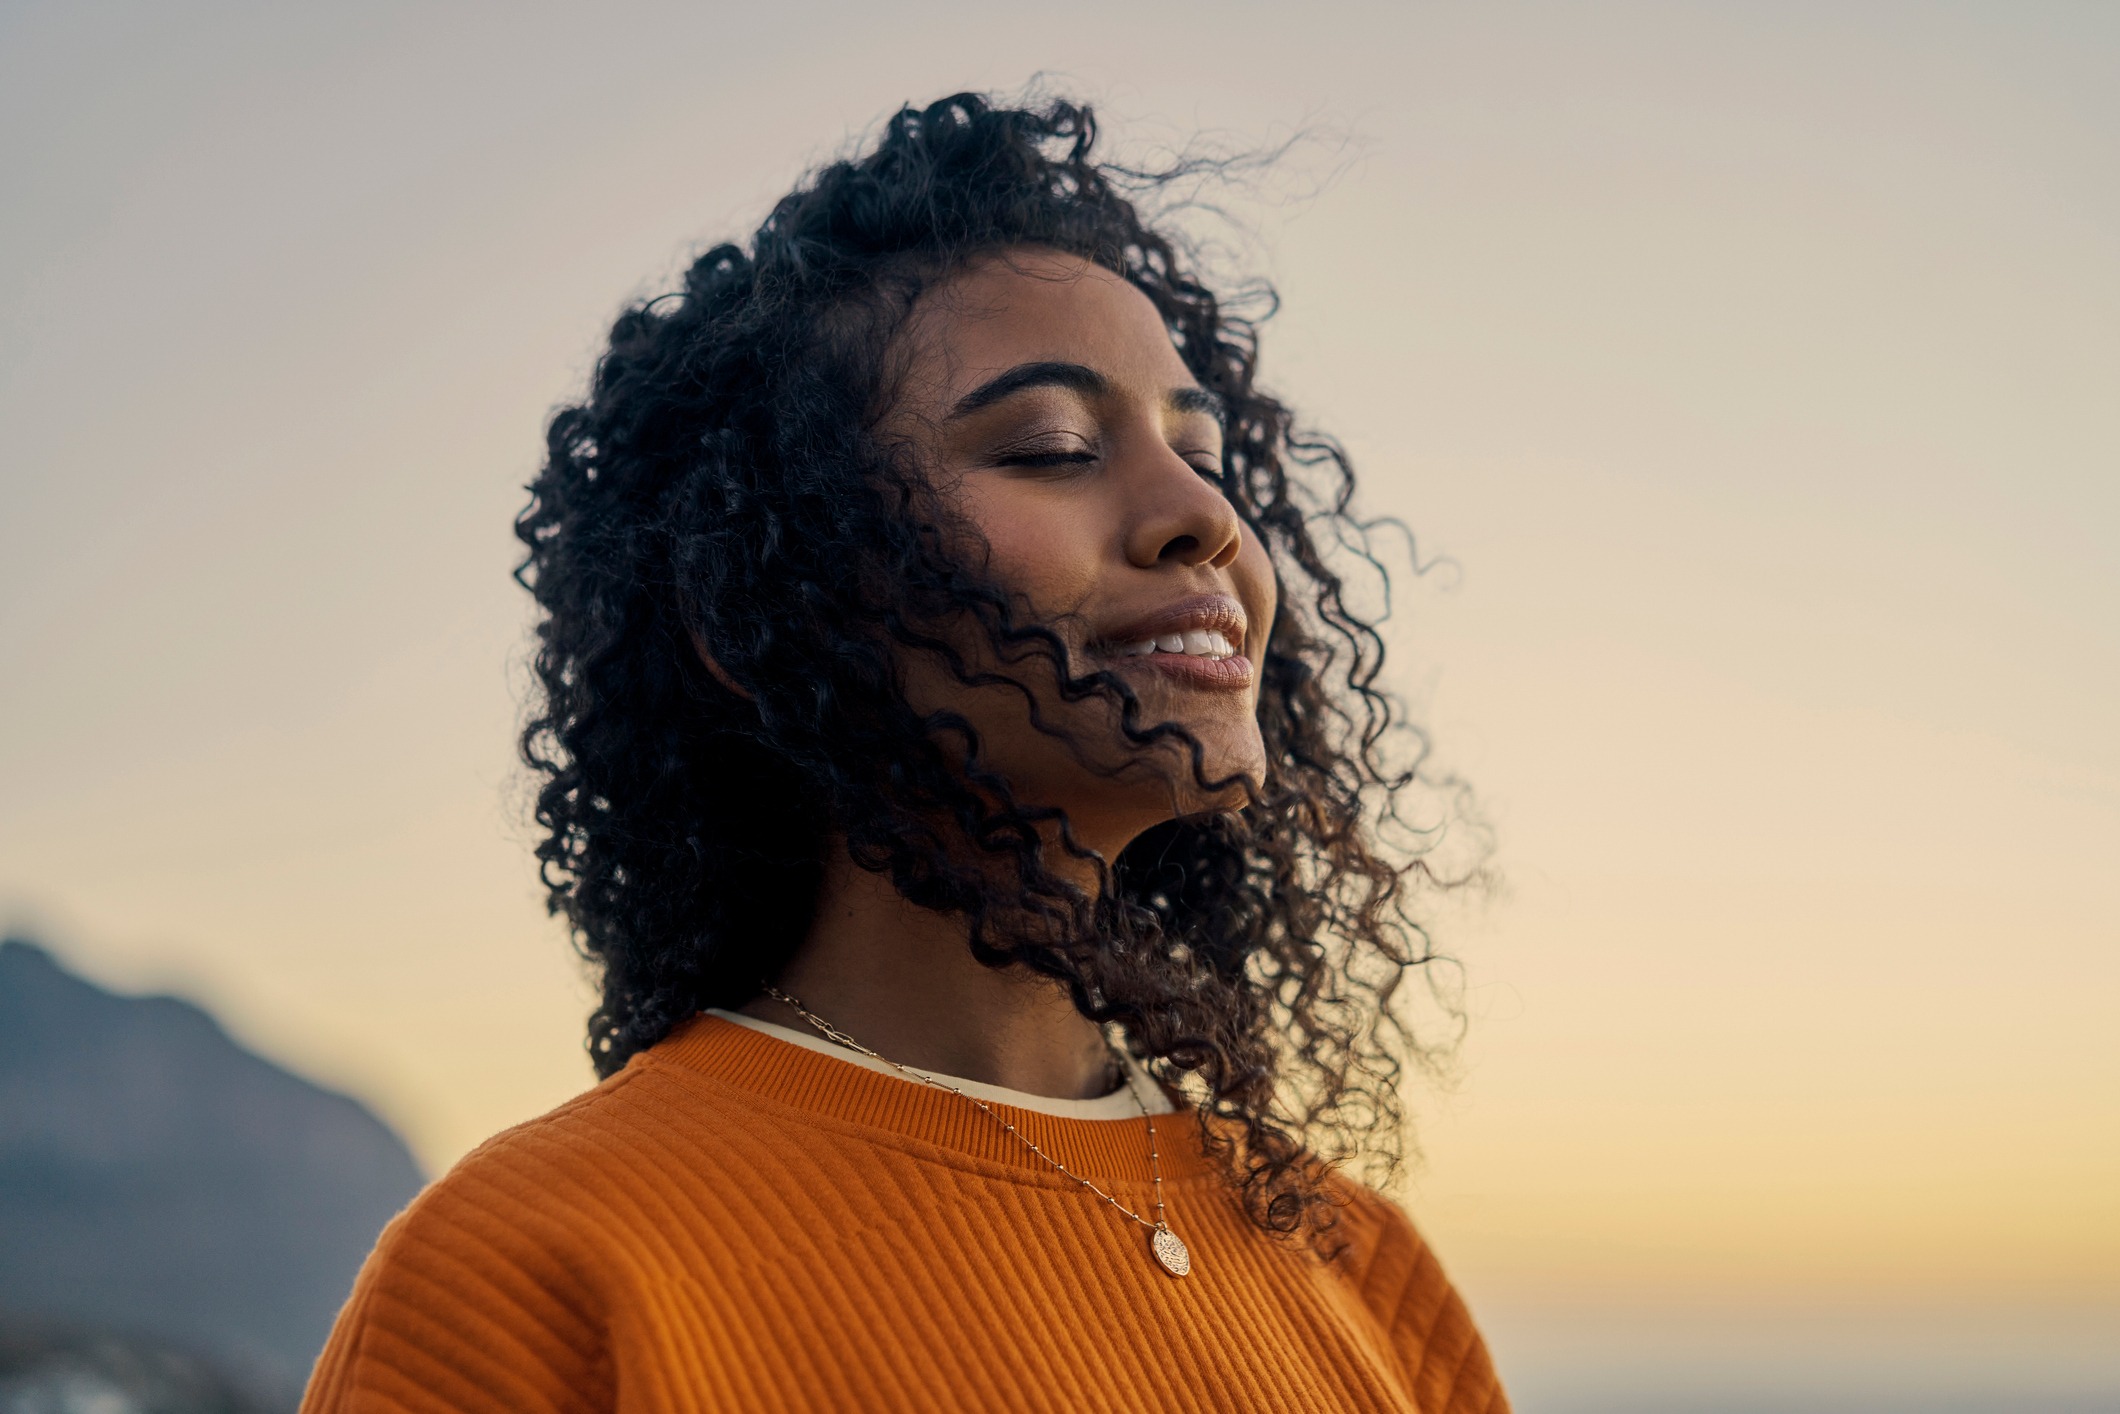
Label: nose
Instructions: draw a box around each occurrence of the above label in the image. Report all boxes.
[1121,442,1243,572]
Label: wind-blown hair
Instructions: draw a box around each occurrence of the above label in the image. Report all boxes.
[516,92,1457,1243]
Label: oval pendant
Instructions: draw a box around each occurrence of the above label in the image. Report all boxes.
[1151,1226,1192,1278]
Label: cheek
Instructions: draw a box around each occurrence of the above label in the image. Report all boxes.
[1233,529,1278,656]
[956,485,1100,610]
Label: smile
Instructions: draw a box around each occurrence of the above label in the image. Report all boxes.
[1095,636,1252,691]
[1107,629,1237,660]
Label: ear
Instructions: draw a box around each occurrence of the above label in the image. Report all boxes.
[688,628,755,701]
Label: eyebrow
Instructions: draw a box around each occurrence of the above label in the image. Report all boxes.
[948,360,1225,422]
[1169,385,1225,420]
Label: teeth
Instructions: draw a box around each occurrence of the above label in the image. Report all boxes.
[1110,629,1236,660]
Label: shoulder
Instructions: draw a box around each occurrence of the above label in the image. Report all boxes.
[385,1064,652,1256]
[299,1072,649,1414]
[303,1056,753,1414]
[1324,1179,1447,1311]
[1324,1180,1512,1414]
[368,1038,773,1275]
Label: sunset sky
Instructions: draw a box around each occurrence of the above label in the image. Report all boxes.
[4,3,2114,1407]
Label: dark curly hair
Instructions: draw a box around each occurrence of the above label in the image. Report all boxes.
[515,91,1461,1245]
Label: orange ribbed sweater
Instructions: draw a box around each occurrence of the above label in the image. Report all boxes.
[303,1014,1508,1413]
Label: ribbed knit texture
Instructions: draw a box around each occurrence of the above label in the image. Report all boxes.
[303,1015,1509,1413]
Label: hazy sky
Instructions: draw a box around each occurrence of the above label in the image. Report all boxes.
[4,2,2114,1406]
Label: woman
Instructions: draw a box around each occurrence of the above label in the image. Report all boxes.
[304,93,1507,1413]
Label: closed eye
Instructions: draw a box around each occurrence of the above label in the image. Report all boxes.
[997,449,1099,470]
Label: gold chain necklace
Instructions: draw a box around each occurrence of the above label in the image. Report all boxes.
[761,985,1192,1278]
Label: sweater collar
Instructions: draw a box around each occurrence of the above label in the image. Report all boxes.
[647,1012,1218,1183]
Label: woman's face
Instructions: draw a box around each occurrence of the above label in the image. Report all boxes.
[885,247,1278,861]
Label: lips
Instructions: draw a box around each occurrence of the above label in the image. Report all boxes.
[1093,593,1247,656]
[1091,593,1252,690]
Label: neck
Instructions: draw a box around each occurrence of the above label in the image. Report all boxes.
[741,837,1117,1100]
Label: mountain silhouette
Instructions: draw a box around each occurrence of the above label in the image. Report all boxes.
[0,937,426,1402]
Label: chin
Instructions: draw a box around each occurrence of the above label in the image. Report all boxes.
[1149,740,1268,817]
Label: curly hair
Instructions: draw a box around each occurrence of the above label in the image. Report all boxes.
[515,91,1459,1245]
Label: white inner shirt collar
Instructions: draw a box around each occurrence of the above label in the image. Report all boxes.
[705,1008,1177,1119]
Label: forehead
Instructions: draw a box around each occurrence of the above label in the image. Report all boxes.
[894,248,1194,400]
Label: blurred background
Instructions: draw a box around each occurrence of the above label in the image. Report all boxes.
[2,1,2114,1410]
